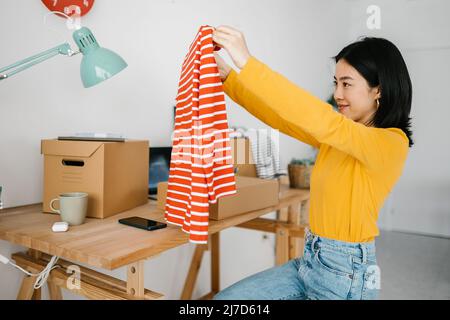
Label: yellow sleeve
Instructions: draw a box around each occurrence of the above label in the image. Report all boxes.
[228,56,409,171]
[223,68,321,149]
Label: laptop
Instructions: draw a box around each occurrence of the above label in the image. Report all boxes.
[148,147,172,200]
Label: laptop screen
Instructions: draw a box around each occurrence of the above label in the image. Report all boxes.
[148,147,172,195]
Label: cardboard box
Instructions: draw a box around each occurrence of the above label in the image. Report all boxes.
[157,176,279,220]
[41,139,149,219]
[230,137,257,178]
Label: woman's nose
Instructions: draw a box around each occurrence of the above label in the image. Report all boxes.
[334,86,344,101]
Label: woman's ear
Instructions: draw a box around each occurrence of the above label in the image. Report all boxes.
[370,86,381,110]
[374,86,381,100]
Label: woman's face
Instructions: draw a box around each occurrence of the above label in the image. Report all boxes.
[333,59,380,126]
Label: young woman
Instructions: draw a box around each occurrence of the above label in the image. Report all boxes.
[211,26,413,300]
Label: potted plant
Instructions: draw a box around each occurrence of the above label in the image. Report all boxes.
[288,158,315,189]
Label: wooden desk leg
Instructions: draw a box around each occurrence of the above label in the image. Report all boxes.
[275,226,289,265]
[127,260,145,299]
[31,288,42,300]
[298,199,310,256]
[210,232,220,295]
[180,244,208,300]
[16,249,43,300]
[17,275,36,300]
[277,208,288,221]
[288,203,302,260]
[181,232,220,300]
[48,280,63,300]
[300,198,310,226]
[276,208,288,264]
[29,250,43,300]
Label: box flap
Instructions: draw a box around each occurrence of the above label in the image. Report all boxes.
[235,176,273,188]
[41,139,104,157]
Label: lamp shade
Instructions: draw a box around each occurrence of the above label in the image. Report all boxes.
[72,27,127,88]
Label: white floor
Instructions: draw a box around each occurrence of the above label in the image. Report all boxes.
[376,230,450,300]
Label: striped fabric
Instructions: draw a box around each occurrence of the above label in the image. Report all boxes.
[245,129,286,180]
[229,127,287,179]
[164,25,237,244]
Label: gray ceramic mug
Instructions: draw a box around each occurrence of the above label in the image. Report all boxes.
[50,192,88,226]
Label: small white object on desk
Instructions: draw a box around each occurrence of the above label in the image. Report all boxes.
[52,221,69,232]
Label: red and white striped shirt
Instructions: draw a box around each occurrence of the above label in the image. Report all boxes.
[164,25,237,244]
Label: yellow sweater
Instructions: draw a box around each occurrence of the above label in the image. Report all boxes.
[223,57,409,243]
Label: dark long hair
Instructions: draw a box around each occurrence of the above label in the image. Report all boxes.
[334,37,414,147]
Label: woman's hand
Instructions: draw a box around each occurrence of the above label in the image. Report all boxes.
[212,26,251,70]
[213,52,232,82]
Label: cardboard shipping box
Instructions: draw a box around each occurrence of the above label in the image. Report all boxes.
[157,176,279,220]
[41,139,149,219]
[230,137,257,178]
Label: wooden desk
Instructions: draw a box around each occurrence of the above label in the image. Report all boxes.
[0,183,309,300]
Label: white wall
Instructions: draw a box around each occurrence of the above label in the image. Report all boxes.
[0,0,353,299]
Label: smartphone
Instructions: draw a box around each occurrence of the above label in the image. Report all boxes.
[118,216,167,231]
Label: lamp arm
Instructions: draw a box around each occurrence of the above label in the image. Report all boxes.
[0,43,77,81]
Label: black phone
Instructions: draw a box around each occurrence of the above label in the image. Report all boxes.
[118,216,167,231]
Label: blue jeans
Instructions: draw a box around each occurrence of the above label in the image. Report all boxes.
[213,229,380,300]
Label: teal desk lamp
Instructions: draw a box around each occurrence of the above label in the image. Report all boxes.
[0,26,127,88]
